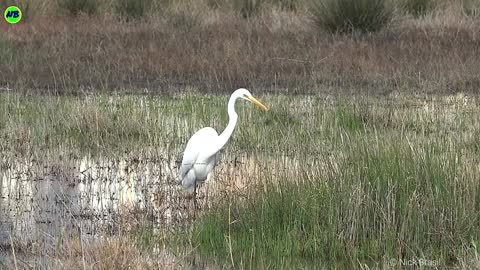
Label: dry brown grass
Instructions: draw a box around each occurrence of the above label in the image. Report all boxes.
[2,235,182,269]
[0,1,479,95]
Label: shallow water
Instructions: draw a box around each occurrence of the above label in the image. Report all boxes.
[0,150,308,249]
[0,155,185,248]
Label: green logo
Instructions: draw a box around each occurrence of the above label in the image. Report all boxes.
[4,6,22,24]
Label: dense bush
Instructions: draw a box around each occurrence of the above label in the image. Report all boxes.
[206,0,223,9]
[463,0,480,17]
[312,0,392,34]
[271,0,298,11]
[400,0,435,16]
[232,0,265,18]
[212,0,296,14]
[57,0,98,16]
[114,0,152,20]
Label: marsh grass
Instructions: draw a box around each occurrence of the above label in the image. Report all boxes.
[1,93,480,268]
[188,95,479,268]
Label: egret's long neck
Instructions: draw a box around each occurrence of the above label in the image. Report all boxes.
[205,95,238,158]
[218,95,238,150]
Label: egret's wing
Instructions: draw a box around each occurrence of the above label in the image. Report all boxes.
[179,127,219,184]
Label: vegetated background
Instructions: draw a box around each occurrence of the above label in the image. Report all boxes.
[0,0,479,96]
[1,0,480,269]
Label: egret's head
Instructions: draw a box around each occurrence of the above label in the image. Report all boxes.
[235,88,268,111]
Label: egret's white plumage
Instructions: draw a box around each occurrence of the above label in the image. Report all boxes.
[179,127,220,193]
[179,88,268,196]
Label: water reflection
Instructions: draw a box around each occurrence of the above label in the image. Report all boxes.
[0,156,181,247]
[0,152,303,250]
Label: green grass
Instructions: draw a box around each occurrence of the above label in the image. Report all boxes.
[191,95,477,268]
[1,92,480,268]
[189,113,480,267]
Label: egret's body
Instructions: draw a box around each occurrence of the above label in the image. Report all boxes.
[179,127,220,192]
[179,89,268,203]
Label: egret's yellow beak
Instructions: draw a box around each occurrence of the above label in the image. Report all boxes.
[248,96,268,111]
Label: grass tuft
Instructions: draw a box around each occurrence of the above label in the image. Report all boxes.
[400,0,436,17]
[206,0,223,9]
[270,0,298,11]
[232,0,264,18]
[311,0,392,33]
[57,0,98,16]
[114,0,152,20]
[463,0,480,17]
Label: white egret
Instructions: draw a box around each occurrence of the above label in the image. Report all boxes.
[179,88,268,211]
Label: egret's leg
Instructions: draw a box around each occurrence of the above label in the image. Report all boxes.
[193,182,197,220]
[206,173,212,209]
[205,184,209,209]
